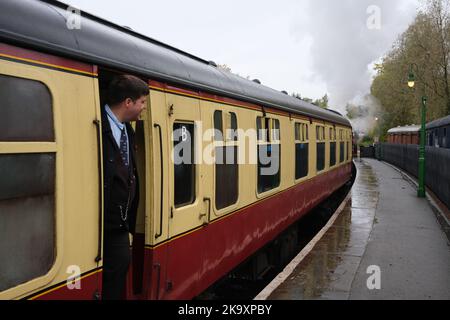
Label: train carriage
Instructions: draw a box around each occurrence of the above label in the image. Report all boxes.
[386,125,420,145]
[0,0,352,300]
[426,115,450,148]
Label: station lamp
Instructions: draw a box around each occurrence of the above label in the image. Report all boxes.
[408,66,415,88]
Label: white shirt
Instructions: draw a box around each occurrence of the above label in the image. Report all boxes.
[105,104,129,164]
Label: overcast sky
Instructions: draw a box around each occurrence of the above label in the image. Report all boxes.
[65,0,421,113]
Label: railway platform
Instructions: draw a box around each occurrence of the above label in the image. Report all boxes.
[256,158,450,300]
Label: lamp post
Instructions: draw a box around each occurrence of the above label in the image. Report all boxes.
[407,63,427,198]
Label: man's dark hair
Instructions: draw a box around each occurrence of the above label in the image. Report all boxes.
[107,74,149,106]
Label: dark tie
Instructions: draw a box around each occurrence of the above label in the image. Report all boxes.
[119,127,129,166]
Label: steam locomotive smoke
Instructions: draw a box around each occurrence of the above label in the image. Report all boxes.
[291,0,418,113]
[350,94,382,140]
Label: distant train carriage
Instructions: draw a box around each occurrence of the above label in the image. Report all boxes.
[0,0,353,300]
[426,115,450,148]
[387,125,420,145]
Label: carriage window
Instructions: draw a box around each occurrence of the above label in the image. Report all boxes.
[316,125,325,172]
[256,117,263,141]
[224,112,237,141]
[340,141,345,163]
[214,110,223,141]
[0,154,55,292]
[215,146,238,209]
[272,119,280,141]
[257,117,280,193]
[256,116,271,142]
[229,112,238,141]
[443,128,447,147]
[173,122,195,207]
[0,75,54,141]
[257,144,280,193]
[434,130,439,147]
[295,123,309,179]
[329,127,336,167]
[214,111,239,209]
[0,74,55,292]
[217,111,238,142]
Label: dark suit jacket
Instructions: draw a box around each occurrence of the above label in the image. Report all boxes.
[101,107,140,235]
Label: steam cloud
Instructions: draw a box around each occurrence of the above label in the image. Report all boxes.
[291,0,418,114]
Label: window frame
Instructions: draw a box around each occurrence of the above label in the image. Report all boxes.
[339,129,345,163]
[0,65,63,297]
[294,121,309,181]
[315,124,326,173]
[256,116,281,197]
[213,110,240,212]
[329,126,337,167]
[173,121,197,208]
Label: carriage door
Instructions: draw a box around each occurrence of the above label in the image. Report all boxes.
[164,91,207,298]
[129,118,147,296]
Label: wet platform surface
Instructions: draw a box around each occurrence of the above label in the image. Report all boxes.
[267,158,450,300]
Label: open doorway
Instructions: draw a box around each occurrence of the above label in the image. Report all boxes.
[98,68,147,297]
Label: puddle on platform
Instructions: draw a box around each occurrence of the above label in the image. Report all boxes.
[269,160,379,300]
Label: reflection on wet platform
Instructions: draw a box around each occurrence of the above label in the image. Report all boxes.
[268,160,379,300]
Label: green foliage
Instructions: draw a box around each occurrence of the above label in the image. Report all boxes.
[313,94,329,109]
[291,92,328,108]
[346,103,370,119]
[360,135,374,147]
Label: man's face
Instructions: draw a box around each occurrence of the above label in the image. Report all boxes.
[125,95,147,121]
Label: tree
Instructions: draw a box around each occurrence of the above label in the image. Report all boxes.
[291,92,313,103]
[370,0,450,137]
[291,92,302,100]
[313,94,329,109]
[427,0,450,114]
[345,103,370,119]
[291,92,329,107]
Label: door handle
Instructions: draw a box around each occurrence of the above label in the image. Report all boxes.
[93,119,102,263]
[154,123,164,239]
[200,197,211,224]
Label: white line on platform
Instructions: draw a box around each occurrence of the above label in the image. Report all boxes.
[253,189,352,300]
